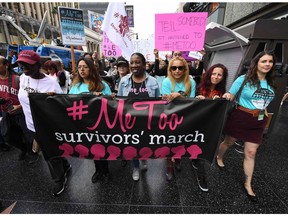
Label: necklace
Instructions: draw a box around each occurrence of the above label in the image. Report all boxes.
[26,76,40,95]
[132,80,144,95]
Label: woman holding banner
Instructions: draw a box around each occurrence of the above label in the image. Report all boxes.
[117,52,160,181]
[161,56,196,181]
[17,50,71,196]
[193,63,228,192]
[196,63,228,100]
[217,51,276,202]
[69,57,112,183]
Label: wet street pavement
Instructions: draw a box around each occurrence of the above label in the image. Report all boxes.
[1,101,288,214]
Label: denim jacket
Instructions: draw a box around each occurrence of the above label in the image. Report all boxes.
[117,72,160,97]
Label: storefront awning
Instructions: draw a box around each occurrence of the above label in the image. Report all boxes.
[205,22,249,53]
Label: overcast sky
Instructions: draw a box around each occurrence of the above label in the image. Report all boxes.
[124,0,180,39]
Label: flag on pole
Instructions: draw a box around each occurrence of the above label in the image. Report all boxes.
[102,2,134,60]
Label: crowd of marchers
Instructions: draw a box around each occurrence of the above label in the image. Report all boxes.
[0,48,276,203]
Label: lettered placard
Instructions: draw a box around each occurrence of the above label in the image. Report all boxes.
[133,38,154,61]
[188,51,203,60]
[102,32,122,57]
[155,12,208,51]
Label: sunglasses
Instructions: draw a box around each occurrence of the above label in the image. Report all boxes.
[171,66,185,71]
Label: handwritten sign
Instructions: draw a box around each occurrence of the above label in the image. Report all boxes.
[58,7,86,46]
[188,51,203,60]
[133,39,155,61]
[155,12,208,51]
[102,32,122,57]
[182,51,196,61]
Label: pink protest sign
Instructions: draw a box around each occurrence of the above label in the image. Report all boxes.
[102,32,122,57]
[155,12,208,51]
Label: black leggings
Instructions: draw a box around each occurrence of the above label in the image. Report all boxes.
[94,160,109,174]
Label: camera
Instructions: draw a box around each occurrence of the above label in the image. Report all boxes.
[0,97,7,105]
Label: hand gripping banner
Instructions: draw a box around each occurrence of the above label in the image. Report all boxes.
[29,94,229,163]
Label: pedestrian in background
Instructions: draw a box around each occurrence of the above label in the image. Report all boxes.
[217,50,276,202]
[54,60,68,94]
[190,59,205,86]
[0,55,37,163]
[112,56,130,93]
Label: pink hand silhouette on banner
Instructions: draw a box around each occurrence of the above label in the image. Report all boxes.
[59,143,74,158]
[107,145,121,160]
[187,145,202,159]
[91,144,106,160]
[171,145,186,159]
[75,144,89,158]
[123,146,137,160]
[139,147,153,160]
[154,146,170,159]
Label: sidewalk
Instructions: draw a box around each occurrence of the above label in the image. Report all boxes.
[1,102,288,214]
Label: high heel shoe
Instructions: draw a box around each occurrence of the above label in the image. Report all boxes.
[215,158,225,170]
[243,184,258,202]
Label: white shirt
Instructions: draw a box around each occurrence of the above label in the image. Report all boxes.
[18,73,63,132]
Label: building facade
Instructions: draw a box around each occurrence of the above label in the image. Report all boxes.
[0,2,106,55]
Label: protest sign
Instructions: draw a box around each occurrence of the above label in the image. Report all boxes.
[155,12,207,51]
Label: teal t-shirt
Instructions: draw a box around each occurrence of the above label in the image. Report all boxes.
[161,77,196,97]
[68,81,112,95]
[229,75,275,110]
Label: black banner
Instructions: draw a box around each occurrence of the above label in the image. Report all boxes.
[29,94,229,163]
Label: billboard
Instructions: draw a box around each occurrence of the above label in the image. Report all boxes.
[125,5,134,27]
[88,10,104,34]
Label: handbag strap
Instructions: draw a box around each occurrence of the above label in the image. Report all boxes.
[7,72,19,94]
[234,76,248,104]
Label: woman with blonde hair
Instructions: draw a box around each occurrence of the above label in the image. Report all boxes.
[162,56,196,99]
[161,56,196,180]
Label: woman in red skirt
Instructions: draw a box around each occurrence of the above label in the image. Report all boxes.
[217,50,276,202]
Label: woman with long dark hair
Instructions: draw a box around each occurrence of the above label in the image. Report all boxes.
[69,57,112,183]
[217,50,276,202]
